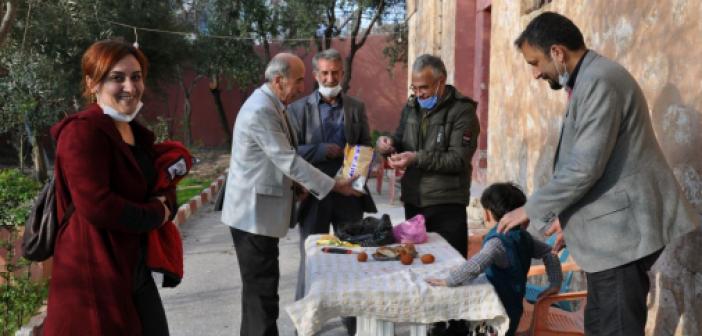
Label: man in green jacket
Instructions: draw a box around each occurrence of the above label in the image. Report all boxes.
[378,53,480,335]
[377,54,480,259]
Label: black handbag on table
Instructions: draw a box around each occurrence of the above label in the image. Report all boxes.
[335,214,395,247]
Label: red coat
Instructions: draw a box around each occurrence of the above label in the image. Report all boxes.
[147,141,192,287]
[44,104,175,336]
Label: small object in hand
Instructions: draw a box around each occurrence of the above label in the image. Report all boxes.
[357,251,368,262]
[400,253,413,265]
[420,254,435,264]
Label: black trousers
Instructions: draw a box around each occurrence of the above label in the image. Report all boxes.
[133,272,169,336]
[133,248,170,336]
[231,227,280,336]
[584,249,662,336]
[295,193,363,335]
[404,203,468,258]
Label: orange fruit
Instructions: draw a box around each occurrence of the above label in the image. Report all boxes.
[400,253,413,265]
[357,252,368,262]
[420,254,435,264]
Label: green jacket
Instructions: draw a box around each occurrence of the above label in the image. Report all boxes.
[392,85,479,207]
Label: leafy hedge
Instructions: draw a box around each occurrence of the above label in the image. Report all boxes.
[0,169,46,336]
[0,169,40,227]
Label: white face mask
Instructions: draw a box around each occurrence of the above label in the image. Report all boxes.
[100,101,144,123]
[318,83,342,99]
[551,51,570,88]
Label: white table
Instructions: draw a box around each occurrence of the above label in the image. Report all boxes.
[286,233,509,335]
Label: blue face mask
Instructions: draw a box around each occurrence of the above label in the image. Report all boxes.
[417,95,438,110]
[417,85,440,110]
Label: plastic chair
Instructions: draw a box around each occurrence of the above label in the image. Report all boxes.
[524,235,576,310]
[516,291,587,336]
[374,157,387,194]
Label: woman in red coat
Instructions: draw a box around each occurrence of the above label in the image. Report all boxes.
[44,39,174,336]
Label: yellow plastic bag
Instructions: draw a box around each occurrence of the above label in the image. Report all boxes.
[316,234,359,247]
[339,144,375,193]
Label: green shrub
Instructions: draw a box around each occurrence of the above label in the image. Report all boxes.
[0,275,48,335]
[0,169,41,227]
[0,169,46,335]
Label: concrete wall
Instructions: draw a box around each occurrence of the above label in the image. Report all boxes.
[488,1,702,334]
[141,35,408,147]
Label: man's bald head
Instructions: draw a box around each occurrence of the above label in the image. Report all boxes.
[265,53,304,82]
[265,52,306,105]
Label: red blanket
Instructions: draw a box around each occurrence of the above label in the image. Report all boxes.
[149,141,192,287]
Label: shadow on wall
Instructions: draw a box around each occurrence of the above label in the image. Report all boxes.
[646,83,702,336]
[531,111,562,192]
[651,84,702,208]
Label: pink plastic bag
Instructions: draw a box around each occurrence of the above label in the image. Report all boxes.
[392,214,428,244]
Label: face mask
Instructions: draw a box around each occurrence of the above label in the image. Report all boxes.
[417,84,440,110]
[551,51,570,88]
[318,83,342,99]
[100,101,144,123]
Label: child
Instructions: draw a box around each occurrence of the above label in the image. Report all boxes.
[426,182,563,336]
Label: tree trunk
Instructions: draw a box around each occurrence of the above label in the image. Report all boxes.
[323,0,336,50]
[18,133,24,172]
[313,33,323,52]
[209,76,231,147]
[31,135,47,182]
[341,1,386,93]
[341,53,354,93]
[177,66,203,148]
[24,107,47,181]
[262,37,271,63]
[0,0,17,47]
[182,91,192,147]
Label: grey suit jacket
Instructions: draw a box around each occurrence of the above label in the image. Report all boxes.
[525,51,699,272]
[287,92,377,212]
[221,84,335,238]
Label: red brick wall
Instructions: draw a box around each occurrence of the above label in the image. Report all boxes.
[141,35,408,147]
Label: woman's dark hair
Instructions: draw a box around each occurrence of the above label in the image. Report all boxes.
[480,182,527,222]
[514,11,586,54]
[81,39,149,102]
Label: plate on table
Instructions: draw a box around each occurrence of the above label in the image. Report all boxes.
[371,245,417,261]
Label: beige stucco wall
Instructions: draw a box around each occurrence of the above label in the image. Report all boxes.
[407,0,458,85]
[489,1,702,334]
[407,0,489,182]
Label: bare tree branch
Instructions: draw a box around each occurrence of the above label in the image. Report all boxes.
[357,0,384,48]
[336,15,354,32]
[323,0,337,49]
[349,6,362,42]
[339,0,389,93]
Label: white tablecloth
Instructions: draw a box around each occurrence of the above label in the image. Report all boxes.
[285,233,509,335]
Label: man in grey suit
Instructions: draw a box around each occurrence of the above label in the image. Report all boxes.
[221,53,361,336]
[287,48,376,335]
[499,12,699,335]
